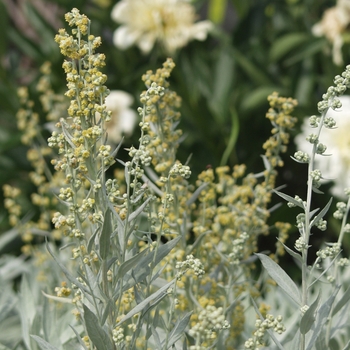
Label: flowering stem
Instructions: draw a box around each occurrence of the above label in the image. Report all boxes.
[301,108,329,349]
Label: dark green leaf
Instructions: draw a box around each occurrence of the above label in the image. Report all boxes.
[220,107,239,166]
[210,47,234,122]
[285,39,326,66]
[232,48,272,85]
[100,208,112,259]
[241,86,284,112]
[270,33,310,62]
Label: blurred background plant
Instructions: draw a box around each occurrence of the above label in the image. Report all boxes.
[2,0,350,265]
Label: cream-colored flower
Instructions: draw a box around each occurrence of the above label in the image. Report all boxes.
[111,0,213,54]
[295,96,350,198]
[312,0,350,65]
[103,90,137,144]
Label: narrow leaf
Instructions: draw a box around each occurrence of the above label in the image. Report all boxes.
[186,182,209,206]
[0,228,19,251]
[270,33,310,62]
[107,256,118,271]
[312,186,324,194]
[300,292,321,334]
[308,252,341,289]
[0,294,17,324]
[128,197,152,222]
[84,265,104,302]
[306,285,341,350]
[101,299,113,327]
[342,339,350,350]
[116,279,175,326]
[273,190,304,209]
[290,155,311,164]
[46,242,92,301]
[69,325,88,350]
[83,304,113,350]
[19,274,36,349]
[277,239,302,264]
[288,328,300,349]
[232,47,271,85]
[142,173,164,196]
[256,253,301,305]
[220,107,239,166]
[41,291,73,304]
[87,227,99,253]
[100,208,112,259]
[114,237,181,299]
[151,325,162,348]
[310,198,333,228]
[166,311,192,348]
[30,336,59,350]
[332,285,350,316]
[116,248,149,280]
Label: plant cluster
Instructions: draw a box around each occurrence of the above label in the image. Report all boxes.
[2,6,350,350]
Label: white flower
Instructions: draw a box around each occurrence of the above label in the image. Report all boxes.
[103,90,137,144]
[295,96,350,198]
[312,0,350,65]
[111,0,213,54]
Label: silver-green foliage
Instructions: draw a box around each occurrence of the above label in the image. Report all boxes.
[258,65,350,349]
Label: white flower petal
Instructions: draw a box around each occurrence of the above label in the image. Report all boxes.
[113,26,140,50]
[138,33,157,54]
[111,1,128,22]
[119,109,138,135]
[106,90,134,109]
[96,90,138,144]
[191,21,213,41]
[110,0,213,54]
